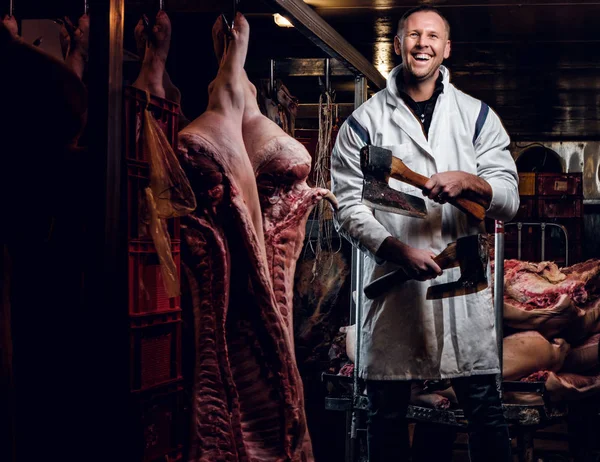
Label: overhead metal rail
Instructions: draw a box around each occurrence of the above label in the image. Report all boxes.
[262,0,387,90]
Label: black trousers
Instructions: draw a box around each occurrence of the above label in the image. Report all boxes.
[366,374,511,462]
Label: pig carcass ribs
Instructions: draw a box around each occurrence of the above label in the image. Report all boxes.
[177,13,334,462]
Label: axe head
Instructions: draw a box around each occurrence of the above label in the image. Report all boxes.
[360,145,427,219]
[426,234,490,300]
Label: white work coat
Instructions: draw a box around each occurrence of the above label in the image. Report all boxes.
[331,65,519,380]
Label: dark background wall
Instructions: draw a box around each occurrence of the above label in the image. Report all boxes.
[11,1,600,140]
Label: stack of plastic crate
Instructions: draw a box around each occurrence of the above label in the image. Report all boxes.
[507,172,583,265]
[124,86,184,462]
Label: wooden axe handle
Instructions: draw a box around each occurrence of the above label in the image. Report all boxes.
[390,157,486,221]
[363,242,458,300]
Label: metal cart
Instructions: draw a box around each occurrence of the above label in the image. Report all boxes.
[323,221,567,462]
[505,221,569,266]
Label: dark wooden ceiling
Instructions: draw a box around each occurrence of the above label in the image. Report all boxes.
[127,0,600,139]
[10,0,600,139]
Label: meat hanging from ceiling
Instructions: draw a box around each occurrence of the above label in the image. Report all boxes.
[176,13,335,462]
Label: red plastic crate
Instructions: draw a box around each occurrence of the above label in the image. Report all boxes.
[537,197,583,218]
[127,162,181,241]
[130,311,182,392]
[132,382,185,462]
[536,172,582,196]
[514,196,537,220]
[129,241,181,315]
[124,86,180,163]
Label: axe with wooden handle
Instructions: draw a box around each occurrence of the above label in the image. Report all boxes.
[363,233,489,300]
[364,240,460,300]
[360,145,486,221]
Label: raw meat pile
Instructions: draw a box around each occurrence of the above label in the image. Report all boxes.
[338,258,600,408]
[502,258,600,404]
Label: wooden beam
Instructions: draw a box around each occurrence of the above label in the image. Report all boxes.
[262,0,386,89]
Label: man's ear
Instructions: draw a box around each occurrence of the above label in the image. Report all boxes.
[393,34,402,56]
[443,40,451,60]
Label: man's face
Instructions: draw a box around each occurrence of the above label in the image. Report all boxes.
[394,11,451,82]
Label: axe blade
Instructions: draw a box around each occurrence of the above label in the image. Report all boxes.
[362,175,427,219]
[425,279,488,300]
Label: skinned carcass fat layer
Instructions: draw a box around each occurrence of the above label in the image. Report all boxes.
[504,293,583,338]
[565,297,600,343]
[561,259,600,297]
[503,260,587,338]
[504,259,567,283]
[238,74,335,461]
[522,370,600,402]
[562,333,600,373]
[241,76,336,350]
[504,260,588,307]
[340,324,356,364]
[179,14,312,462]
[410,383,451,410]
[503,331,570,381]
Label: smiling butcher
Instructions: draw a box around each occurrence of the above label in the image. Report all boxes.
[330,5,519,462]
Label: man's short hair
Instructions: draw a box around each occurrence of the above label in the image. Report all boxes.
[397,5,451,39]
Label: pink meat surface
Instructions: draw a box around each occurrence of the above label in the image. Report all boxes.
[410,383,451,410]
[177,15,314,462]
[522,370,600,402]
[562,259,600,298]
[504,260,587,307]
[562,333,600,373]
[503,331,570,380]
[504,293,583,338]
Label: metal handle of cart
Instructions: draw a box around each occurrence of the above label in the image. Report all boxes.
[505,221,569,266]
[350,76,367,443]
[495,221,505,398]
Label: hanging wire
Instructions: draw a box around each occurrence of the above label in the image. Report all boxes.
[308,63,342,279]
[9,0,13,16]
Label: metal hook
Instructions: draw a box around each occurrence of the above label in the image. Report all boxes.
[227,0,239,30]
[325,58,331,94]
[142,14,151,35]
[270,59,276,101]
[220,13,233,38]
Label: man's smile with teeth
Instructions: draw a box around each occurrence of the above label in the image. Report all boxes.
[414,54,431,61]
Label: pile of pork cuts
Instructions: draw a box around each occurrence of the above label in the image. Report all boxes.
[500,258,600,405]
[340,258,600,408]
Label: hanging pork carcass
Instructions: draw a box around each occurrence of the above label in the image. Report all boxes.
[176,13,337,462]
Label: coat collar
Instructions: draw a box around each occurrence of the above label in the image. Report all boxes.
[386,64,450,104]
[386,64,450,157]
